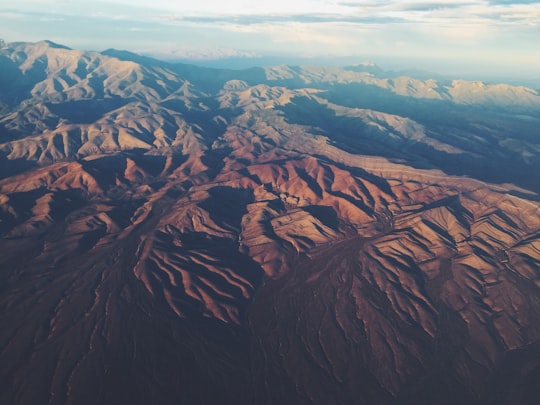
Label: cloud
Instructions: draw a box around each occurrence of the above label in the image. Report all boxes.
[396,1,475,11]
[5,1,540,32]
[161,13,407,26]
[142,47,261,60]
[0,10,27,20]
[39,16,64,21]
[153,0,540,46]
[488,0,540,4]
[1,0,539,78]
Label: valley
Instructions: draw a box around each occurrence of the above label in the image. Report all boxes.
[1,40,539,404]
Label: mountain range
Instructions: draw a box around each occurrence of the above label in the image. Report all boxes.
[1,40,539,405]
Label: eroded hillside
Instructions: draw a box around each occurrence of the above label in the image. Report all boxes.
[1,41,540,405]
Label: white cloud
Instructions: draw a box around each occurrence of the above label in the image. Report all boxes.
[0,11,26,20]
[104,0,346,15]
[1,0,539,78]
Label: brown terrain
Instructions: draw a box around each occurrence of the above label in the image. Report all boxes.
[1,41,540,404]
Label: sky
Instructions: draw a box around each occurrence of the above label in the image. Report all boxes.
[1,0,540,80]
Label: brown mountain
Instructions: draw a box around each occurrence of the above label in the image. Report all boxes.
[1,41,540,405]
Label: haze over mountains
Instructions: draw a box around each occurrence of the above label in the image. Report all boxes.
[1,40,539,405]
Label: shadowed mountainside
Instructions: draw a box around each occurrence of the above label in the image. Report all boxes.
[1,41,540,405]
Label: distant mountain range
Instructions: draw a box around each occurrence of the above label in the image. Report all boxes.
[1,40,539,405]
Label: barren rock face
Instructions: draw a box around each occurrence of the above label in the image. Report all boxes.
[1,41,540,405]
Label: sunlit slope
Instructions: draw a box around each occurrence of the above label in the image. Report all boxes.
[1,41,539,405]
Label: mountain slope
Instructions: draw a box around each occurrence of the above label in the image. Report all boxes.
[1,41,540,405]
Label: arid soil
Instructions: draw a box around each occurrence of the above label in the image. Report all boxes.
[1,41,539,404]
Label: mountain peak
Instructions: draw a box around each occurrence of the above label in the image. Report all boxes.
[1,40,540,405]
[101,48,165,67]
[40,40,71,50]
